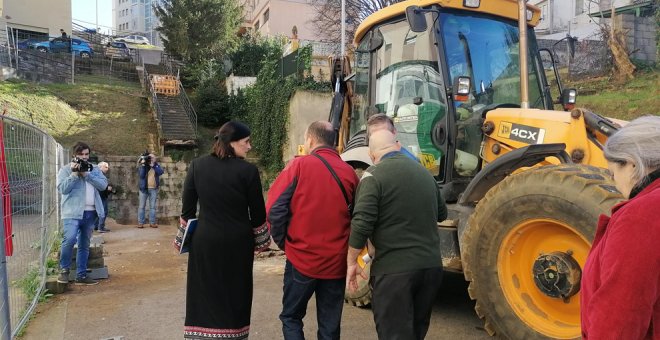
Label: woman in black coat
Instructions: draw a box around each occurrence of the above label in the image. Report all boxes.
[181,121,266,339]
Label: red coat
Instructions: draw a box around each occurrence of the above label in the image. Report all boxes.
[266,147,359,279]
[581,178,660,339]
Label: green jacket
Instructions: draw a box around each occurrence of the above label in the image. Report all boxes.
[349,152,446,276]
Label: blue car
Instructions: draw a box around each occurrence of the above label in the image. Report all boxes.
[32,38,94,58]
[17,38,45,49]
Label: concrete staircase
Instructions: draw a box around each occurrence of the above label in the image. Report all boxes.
[143,62,197,146]
[156,94,196,142]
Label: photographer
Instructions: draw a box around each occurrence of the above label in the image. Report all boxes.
[137,152,164,228]
[56,142,107,286]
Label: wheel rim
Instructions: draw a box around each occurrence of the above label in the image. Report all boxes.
[498,218,589,339]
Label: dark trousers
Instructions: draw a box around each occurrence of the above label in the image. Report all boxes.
[280,260,345,340]
[371,267,443,340]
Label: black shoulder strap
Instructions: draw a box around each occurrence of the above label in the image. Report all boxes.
[311,153,350,207]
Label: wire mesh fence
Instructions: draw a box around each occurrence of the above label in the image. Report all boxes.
[1,27,142,84]
[0,115,67,338]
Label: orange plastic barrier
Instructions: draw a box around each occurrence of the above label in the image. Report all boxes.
[150,75,180,96]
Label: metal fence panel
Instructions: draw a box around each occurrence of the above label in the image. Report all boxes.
[0,27,141,84]
[0,116,65,338]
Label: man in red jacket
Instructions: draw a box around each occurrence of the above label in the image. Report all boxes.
[267,121,359,340]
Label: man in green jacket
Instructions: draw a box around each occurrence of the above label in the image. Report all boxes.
[347,130,447,340]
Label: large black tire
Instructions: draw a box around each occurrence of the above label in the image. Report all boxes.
[461,164,622,339]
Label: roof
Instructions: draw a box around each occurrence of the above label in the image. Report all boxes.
[354,0,541,44]
[536,24,603,41]
[589,0,654,18]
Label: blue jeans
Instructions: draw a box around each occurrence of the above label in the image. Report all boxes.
[138,188,158,225]
[60,210,97,278]
[95,197,108,229]
[280,260,345,340]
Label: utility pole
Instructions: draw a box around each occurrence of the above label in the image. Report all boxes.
[341,0,345,65]
[96,0,99,33]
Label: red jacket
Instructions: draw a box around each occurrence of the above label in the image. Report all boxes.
[581,178,660,340]
[266,147,359,279]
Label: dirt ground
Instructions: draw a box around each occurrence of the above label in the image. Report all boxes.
[19,219,492,340]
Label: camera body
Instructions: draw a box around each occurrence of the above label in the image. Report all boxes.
[138,151,152,167]
[72,157,93,172]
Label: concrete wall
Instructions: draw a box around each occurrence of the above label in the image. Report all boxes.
[226,75,257,95]
[620,14,657,62]
[3,0,72,37]
[282,90,332,162]
[102,155,188,225]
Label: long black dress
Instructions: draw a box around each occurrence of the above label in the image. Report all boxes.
[181,155,266,339]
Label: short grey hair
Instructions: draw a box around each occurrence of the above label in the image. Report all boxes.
[604,115,660,185]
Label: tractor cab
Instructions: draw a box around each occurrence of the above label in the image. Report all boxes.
[343,1,551,200]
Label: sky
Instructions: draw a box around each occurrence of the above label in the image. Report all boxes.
[71,0,114,35]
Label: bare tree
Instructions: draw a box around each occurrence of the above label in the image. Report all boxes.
[309,0,403,53]
[587,0,636,81]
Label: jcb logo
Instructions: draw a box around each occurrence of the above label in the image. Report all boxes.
[498,122,512,137]
[497,122,545,144]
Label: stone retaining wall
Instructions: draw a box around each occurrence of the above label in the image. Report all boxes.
[101,155,188,225]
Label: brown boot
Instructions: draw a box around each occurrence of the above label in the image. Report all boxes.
[149,224,158,228]
[137,224,144,228]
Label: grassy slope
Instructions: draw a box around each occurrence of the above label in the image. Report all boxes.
[565,70,660,121]
[0,77,158,155]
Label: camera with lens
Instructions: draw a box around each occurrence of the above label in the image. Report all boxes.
[72,157,93,172]
[138,151,152,167]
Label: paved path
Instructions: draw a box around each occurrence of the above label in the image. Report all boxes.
[20,219,492,339]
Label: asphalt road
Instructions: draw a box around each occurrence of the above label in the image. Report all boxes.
[20,220,492,340]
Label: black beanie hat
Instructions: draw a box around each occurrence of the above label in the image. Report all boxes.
[215,121,251,143]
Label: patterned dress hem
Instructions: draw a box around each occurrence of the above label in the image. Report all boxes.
[184,325,249,339]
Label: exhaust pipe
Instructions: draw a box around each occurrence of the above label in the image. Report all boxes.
[518,0,529,109]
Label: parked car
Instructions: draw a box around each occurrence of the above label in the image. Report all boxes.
[105,41,131,61]
[17,38,45,50]
[115,35,150,45]
[32,38,94,58]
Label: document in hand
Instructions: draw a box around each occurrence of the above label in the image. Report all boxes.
[173,218,198,254]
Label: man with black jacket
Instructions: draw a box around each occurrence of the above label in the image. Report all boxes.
[266,121,359,340]
[347,129,447,340]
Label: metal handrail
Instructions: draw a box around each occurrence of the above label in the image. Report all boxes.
[161,54,197,138]
[177,83,198,137]
[142,57,164,123]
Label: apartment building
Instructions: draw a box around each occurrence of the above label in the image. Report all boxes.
[241,0,321,41]
[1,0,72,40]
[112,0,162,46]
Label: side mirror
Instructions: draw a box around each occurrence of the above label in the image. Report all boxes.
[561,88,577,111]
[369,29,384,52]
[405,6,428,33]
[453,76,471,102]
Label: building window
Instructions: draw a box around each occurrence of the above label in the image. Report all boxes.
[541,5,547,21]
[263,8,269,23]
[255,21,260,30]
[575,0,584,15]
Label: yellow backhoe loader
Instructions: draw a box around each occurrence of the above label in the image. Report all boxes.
[330,0,624,338]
